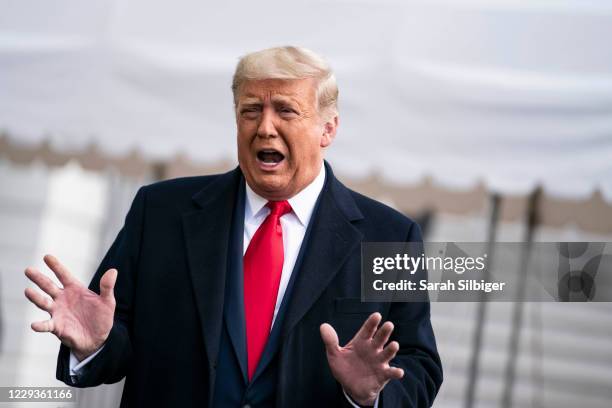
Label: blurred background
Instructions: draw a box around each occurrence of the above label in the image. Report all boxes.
[1,0,611,407]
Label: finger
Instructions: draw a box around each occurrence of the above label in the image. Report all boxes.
[320,323,340,353]
[355,312,382,341]
[381,340,400,362]
[100,268,117,302]
[24,287,53,313]
[44,254,75,287]
[384,366,405,380]
[24,267,61,299]
[31,319,55,333]
[372,321,394,349]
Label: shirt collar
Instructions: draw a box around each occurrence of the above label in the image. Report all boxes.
[244,163,326,226]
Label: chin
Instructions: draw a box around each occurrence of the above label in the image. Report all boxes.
[253,178,291,199]
[260,180,288,193]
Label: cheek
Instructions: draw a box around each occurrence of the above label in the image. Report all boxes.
[302,132,324,156]
[237,117,257,134]
[286,124,320,152]
[236,135,247,152]
[287,144,318,169]
[237,127,255,149]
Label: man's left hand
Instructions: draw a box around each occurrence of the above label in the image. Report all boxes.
[320,313,404,406]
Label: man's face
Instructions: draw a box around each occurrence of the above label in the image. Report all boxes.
[236,78,337,201]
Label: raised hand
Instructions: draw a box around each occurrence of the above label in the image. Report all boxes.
[320,313,404,406]
[24,254,117,361]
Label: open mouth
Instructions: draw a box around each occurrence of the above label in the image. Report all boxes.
[256,149,285,166]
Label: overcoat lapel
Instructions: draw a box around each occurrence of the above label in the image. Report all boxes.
[224,180,248,383]
[182,168,241,398]
[280,163,364,340]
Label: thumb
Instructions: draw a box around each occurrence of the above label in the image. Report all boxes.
[100,268,117,302]
[320,323,340,353]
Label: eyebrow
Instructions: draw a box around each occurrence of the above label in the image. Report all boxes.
[239,95,299,107]
[238,95,261,103]
[239,99,263,106]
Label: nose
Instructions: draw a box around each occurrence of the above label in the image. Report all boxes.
[256,107,277,139]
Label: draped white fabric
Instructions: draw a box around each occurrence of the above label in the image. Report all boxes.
[1,0,611,198]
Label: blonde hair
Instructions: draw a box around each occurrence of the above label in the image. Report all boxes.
[232,46,338,119]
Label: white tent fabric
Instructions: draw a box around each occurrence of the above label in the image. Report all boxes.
[1,0,612,199]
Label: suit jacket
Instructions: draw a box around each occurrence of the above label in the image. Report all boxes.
[56,162,443,407]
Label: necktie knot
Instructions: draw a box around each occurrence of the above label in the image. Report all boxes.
[266,200,292,218]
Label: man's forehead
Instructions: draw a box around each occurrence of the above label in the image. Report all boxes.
[238,78,316,102]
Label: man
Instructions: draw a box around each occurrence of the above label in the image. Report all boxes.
[24,46,442,407]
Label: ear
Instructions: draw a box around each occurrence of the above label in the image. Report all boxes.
[320,115,338,148]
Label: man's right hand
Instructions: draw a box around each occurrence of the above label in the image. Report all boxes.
[24,254,116,361]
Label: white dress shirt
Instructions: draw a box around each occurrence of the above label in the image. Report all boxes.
[69,163,377,407]
[243,162,325,327]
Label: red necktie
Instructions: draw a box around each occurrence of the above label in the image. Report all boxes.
[243,200,292,381]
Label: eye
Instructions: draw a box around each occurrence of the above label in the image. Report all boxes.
[279,107,298,117]
[240,107,260,119]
